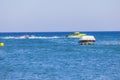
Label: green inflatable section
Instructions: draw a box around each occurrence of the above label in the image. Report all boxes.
[66,32,86,38]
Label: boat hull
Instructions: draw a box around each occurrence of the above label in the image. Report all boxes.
[79,36,96,45]
[67,34,86,38]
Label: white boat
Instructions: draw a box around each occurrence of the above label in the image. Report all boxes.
[79,36,96,45]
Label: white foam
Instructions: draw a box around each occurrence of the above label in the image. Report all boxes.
[0,35,64,39]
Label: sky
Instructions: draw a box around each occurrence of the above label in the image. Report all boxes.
[0,0,120,32]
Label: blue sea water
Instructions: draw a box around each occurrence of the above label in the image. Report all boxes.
[0,32,120,80]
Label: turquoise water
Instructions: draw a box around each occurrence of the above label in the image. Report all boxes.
[0,32,120,80]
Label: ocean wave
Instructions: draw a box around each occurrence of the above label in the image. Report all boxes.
[0,35,64,39]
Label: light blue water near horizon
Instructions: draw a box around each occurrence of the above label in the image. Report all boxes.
[0,32,120,80]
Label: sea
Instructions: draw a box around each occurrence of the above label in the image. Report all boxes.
[0,32,120,80]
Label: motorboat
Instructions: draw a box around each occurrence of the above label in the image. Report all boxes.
[66,32,86,38]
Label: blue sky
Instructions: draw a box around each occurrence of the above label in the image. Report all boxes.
[0,0,120,32]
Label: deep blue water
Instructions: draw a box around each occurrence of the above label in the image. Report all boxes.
[0,32,120,80]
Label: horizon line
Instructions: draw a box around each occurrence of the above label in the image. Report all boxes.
[0,30,120,33]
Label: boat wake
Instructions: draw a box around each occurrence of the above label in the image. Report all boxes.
[0,35,65,39]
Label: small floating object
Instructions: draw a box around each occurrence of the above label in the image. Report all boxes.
[24,35,29,39]
[17,35,29,39]
[66,32,86,38]
[0,42,4,47]
[79,36,96,45]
